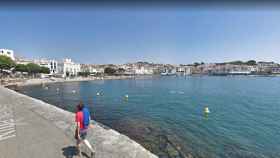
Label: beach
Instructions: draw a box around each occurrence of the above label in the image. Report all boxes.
[1,75,137,87]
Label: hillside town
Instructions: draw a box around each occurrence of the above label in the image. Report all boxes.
[1,49,280,80]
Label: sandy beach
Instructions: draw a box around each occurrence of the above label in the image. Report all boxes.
[0,75,136,87]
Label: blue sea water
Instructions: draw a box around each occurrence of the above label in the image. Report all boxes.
[18,76,280,158]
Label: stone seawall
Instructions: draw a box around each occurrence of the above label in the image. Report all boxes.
[0,86,158,158]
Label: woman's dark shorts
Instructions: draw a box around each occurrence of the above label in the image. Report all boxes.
[80,131,87,140]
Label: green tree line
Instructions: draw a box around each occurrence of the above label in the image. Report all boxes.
[0,55,50,74]
[0,55,15,72]
[216,60,257,66]
[14,63,50,74]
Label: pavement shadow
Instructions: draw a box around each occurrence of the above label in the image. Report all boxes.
[81,152,91,158]
[62,146,78,158]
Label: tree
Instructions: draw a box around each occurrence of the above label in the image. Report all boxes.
[0,55,15,72]
[40,66,50,74]
[26,63,41,75]
[104,67,116,75]
[228,61,244,65]
[117,68,125,74]
[14,64,28,72]
[193,62,200,67]
[246,60,257,65]
[78,71,90,77]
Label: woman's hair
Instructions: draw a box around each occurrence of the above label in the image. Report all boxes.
[77,101,84,111]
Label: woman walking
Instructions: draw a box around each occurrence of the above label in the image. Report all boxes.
[75,101,95,158]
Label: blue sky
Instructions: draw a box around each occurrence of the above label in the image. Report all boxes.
[0,8,280,64]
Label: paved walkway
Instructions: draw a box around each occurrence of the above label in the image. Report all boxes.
[0,87,157,158]
[0,87,78,158]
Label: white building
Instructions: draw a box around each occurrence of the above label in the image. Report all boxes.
[133,65,154,75]
[58,58,81,77]
[34,59,58,75]
[248,66,258,73]
[119,64,135,75]
[257,62,277,73]
[15,58,33,65]
[80,64,105,74]
[183,66,192,75]
[90,67,104,74]
[0,49,15,60]
[257,61,277,68]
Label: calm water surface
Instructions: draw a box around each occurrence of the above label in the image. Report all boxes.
[18,76,280,158]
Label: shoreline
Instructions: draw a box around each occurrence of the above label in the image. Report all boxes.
[2,74,280,88]
[12,77,191,158]
[4,74,279,158]
[11,75,190,158]
[1,86,158,158]
[1,75,138,87]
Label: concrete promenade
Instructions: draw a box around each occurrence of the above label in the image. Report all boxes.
[0,87,157,158]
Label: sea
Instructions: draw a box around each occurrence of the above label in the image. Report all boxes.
[17,76,280,158]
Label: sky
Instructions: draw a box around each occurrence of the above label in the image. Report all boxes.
[0,7,280,64]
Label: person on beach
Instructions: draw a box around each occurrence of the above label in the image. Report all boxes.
[75,101,95,157]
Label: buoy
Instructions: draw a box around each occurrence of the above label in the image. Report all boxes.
[56,88,59,91]
[45,87,48,90]
[97,92,100,96]
[124,94,129,101]
[204,107,210,114]
[72,90,76,93]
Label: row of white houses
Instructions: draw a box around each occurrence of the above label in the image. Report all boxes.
[1,49,81,77]
[34,58,81,77]
[16,57,81,77]
[3,48,280,76]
